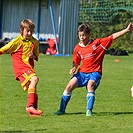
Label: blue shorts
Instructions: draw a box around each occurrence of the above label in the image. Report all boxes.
[73,72,102,90]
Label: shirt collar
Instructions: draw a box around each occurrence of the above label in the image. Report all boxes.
[20,35,32,42]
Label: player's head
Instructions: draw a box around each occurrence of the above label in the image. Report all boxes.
[20,19,35,40]
[78,23,91,44]
[78,23,91,34]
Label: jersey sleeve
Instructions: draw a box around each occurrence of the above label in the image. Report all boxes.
[72,45,81,65]
[99,35,113,50]
[0,38,21,54]
[31,38,39,61]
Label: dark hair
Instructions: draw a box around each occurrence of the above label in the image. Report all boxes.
[78,23,91,34]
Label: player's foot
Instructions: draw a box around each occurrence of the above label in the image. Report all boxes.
[26,106,43,115]
[54,110,65,115]
[86,110,92,116]
[36,109,43,114]
[29,112,41,117]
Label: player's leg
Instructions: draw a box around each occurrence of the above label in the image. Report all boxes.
[26,75,38,109]
[86,72,101,116]
[55,77,78,115]
[18,72,43,116]
[26,75,43,115]
[86,80,96,116]
[27,93,43,117]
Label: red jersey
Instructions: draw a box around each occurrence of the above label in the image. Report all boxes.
[0,35,39,79]
[73,35,113,75]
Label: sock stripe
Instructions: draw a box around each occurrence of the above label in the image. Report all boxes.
[28,88,36,94]
[63,90,72,96]
[87,92,95,97]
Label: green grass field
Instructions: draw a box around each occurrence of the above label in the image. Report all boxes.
[0,53,133,133]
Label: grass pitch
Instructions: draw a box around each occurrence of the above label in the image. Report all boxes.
[0,53,133,133]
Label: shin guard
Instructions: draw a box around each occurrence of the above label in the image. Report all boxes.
[59,90,72,113]
[86,92,95,111]
[26,88,36,108]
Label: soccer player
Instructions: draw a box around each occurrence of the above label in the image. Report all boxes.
[0,19,43,116]
[55,23,133,116]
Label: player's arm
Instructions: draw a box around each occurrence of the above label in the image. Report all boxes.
[112,23,133,40]
[69,62,78,75]
[28,52,37,60]
[0,51,2,55]
[29,39,39,61]
[0,39,20,54]
[69,45,81,75]
[33,43,39,61]
[0,42,13,54]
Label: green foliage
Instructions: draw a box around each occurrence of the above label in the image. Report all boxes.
[79,0,133,51]
[0,54,133,132]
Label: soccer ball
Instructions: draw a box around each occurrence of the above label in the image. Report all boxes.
[130,86,133,97]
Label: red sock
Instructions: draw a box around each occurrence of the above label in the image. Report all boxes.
[26,93,36,108]
[26,88,36,108]
[34,94,38,109]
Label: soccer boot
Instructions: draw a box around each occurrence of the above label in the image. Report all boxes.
[26,106,43,115]
[86,110,92,116]
[54,110,65,115]
[29,112,42,117]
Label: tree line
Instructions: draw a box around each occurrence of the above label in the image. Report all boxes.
[79,0,133,52]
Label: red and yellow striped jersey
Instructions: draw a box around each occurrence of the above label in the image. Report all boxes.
[0,35,39,79]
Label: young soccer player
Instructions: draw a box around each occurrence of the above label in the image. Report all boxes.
[55,23,133,116]
[0,19,43,117]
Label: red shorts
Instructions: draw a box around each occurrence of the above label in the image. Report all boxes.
[17,70,37,91]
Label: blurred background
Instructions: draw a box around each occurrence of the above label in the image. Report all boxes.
[0,0,133,54]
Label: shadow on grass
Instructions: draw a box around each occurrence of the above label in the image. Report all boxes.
[64,111,133,116]
[0,131,27,133]
[0,128,47,132]
[94,111,133,116]
[66,112,85,115]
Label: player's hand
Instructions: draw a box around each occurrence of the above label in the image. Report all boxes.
[69,67,76,75]
[28,52,35,58]
[127,23,133,31]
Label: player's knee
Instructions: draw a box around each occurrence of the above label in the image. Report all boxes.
[30,76,39,84]
[66,80,78,92]
[66,85,76,92]
[87,80,96,91]
[66,84,73,92]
